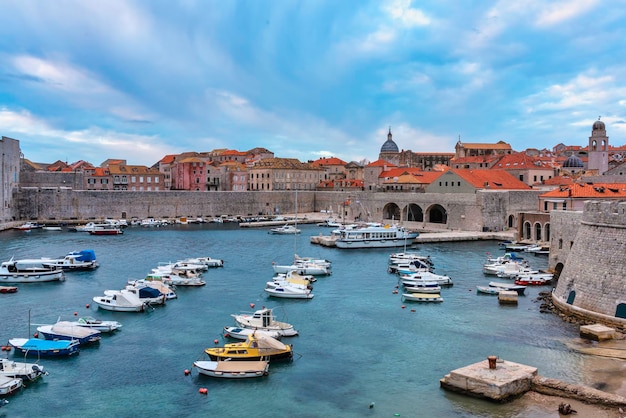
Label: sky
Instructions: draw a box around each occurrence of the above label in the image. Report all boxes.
[1,0,625,167]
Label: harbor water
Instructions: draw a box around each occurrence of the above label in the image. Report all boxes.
[0,223,608,417]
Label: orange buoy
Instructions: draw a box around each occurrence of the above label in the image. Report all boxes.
[184,369,190,376]
[199,388,208,395]
[249,303,255,308]
[214,339,219,345]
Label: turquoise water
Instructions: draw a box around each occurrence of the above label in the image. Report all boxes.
[0,224,586,417]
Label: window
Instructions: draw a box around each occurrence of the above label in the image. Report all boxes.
[139,176,144,183]
[131,176,136,183]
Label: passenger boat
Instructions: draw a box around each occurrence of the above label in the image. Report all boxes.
[401,292,443,302]
[205,334,293,362]
[0,259,65,283]
[269,224,301,235]
[193,359,269,379]
[37,322,101,345]
[335,223,419,249]
[223,326,282,341]
[0,375,22,396]
[231,308,299,337]
[92,290,145,312]
[0,358,47,381]
[8,338,80,357]
[41,249,99,271]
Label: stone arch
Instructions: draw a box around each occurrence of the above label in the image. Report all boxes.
[544,223,550,242]
[524,221,532,240]
[566,290,576,305]
[382,203,401,221]
[534,222,542,241]
[553,263,564,282]
[426,204,447,224]
[507,214,515,229]
[616,303,626,319]
[404,204,423,222]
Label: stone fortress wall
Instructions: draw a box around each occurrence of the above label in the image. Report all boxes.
[551,200,626,330]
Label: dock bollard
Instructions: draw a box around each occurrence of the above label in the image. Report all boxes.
[487,355,497,369]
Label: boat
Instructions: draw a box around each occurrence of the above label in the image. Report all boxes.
[204,333,293,362]
[272,261,331,276]
[0,375,22,396]
[42,226,62,231]
[488,281,527,295]
[0,259,65,283]
[180,256,224,268]
[316,218,342,228]
[501,242,534,252]
[41,249,99,271]
[268,224,301,235]
[37,322,101,345]
[92,290,145,312]
[264,281,314,299]
[89,226,123,235]
[65,316,123,332]
[13,222,42,231]
[401,292,443,302]
[392,258,435,274]
[293,254,331,268]
[107,286,166,305]
[0,358,47,382]
[476,285,500,295]
[73,222,108,232]
[127,279,177,300]
[223,326,281,341]
[482,260,530,276]
[403,282,442,294]
[389,252,433,267]
[144,272,206,287]
[231,308,298,337]
[8,338,80,357]
[193,359,269,379]
[335,223,419,249]
[514,276,552,286]
[273,270,316,285]
[399,271,453,286]
[0,286,17,293]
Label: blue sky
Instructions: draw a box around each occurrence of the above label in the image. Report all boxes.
[1,0,625,167]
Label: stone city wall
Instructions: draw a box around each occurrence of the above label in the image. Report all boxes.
[552,200,626,326]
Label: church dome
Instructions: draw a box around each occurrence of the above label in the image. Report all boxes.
[563,154,584,168]
[380,128,399,153]
[592,120,605,131]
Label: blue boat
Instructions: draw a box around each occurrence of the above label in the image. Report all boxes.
[8,338,80,357]
[36,322,101,345]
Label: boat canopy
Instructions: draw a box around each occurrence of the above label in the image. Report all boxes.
[74,250,96,262]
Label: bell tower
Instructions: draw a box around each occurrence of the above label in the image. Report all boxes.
[588,117,609,174]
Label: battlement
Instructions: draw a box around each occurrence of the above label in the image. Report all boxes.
[582,200,626,227]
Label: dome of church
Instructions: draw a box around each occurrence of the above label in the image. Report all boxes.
[380,129,399,153]
[563,154,584,168]
[592,120,605,131]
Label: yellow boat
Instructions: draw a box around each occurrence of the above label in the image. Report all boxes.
[205,333,293,362]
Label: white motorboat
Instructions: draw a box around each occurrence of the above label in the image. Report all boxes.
[403,282,442,294]
[127,279,177,300]
[223,326,282,341]
[482,260,530,276]
[399,271,453,286]
[231,308,299,337]
[335,223,419,249]
[401,292,443,302]
[92,290,145,312]
[107,286,165,305]
[0,375,22,396]
[389,252,433,267]
[476,285,500,295]
[180,256,224,268]
[0,358,47,382]
[265,281,314,299]
[392,259,434,274]
[193,359,269,379]
[269,224,301,235]
[272,261,331,276]
[74,222,108,232]
[41,249,99,271]
[66,316,122,332]
[145,272,205,286]
[0,258,65,283]
[273,270,316,286]
[293,254,331,268]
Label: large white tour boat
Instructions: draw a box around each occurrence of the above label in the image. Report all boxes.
[334,223,419,249]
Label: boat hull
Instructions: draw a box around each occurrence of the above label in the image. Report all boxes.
[92,297,145,312]
[336,238,417,249]
[264,288,314,299]
[0,376,22,396]
[0,270,64,284]
[8,338,80,357]
[401,293,443,302]
[193,360,269,378]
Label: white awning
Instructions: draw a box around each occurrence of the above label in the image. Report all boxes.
[544,199,565,203]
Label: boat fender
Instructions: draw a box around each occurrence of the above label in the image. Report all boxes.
[198,388,208,395]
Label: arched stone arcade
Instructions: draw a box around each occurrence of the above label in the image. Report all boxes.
[403,203,424,222]
[426,204,447,224]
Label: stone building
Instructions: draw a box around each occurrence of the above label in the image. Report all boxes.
[454,139,513,158]
[587,118,609,174]
[248,158,323,191]
[378,128,453,170]
[0,136,20,223]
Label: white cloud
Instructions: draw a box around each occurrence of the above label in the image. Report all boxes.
[383,0,431,27]
[535,0,599,27]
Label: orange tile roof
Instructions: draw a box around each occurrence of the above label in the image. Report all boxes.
[451,155,499,164]
[493,153,551,169]
[452,169,531,189]
[459,141,512,150]
[383,171,444,185]
[540,182,626,198]
[366,159,396,167]
[540,176,574,186]
[160,154,176,164]
[379,167,422,179]
[311,157,348,166]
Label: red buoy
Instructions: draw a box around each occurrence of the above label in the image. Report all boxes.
[86,303,90,309]
[184,369,190,376]
[199,388,208,395]
[33,332,38,338]
[74,311,78,316]
[214,339,219,345]
[401,305,406,309]
[250,303,255,308]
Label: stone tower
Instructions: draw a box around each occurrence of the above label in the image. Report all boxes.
[588,118,609,174]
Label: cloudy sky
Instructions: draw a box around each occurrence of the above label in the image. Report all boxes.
[0,0,625,166]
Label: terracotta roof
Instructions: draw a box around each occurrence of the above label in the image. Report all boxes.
[452,169,531,189]
[311,157,348,166]
[539,176,574,186]
[160,154,176,164]
[178,157,206,164]
[540,182,626,198]
[493,153,551,169]
[379,167,422,179]
[108,164,159,175]
[458,141,512,150]
[221,149,247,156]
[252,158,321,170]
[366,159,396,167]
[383,171,444,185]
[451,155,499,164]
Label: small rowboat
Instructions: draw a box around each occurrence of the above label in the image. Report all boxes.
[401,292,443,302]
[476,285,500,295]
[0,286,18,294]
[193,360,269,379]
